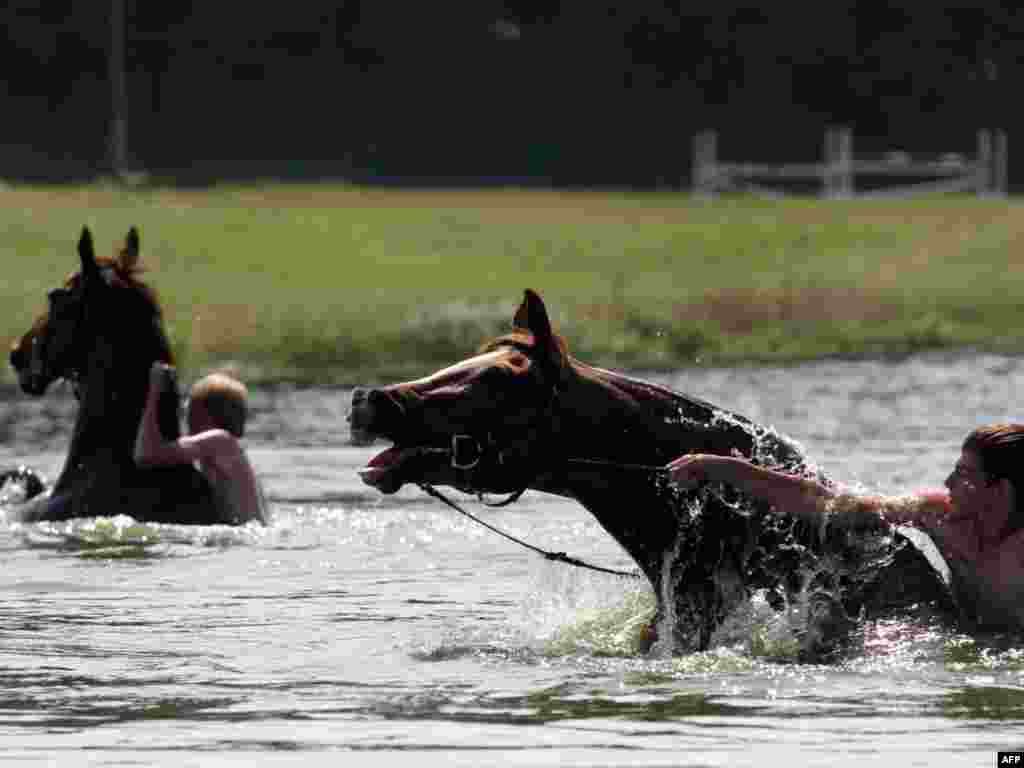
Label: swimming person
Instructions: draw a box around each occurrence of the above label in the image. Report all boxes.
[135,362,267,523]
[666,424,1024,630]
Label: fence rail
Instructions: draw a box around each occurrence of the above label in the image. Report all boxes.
[693,127,1008,198]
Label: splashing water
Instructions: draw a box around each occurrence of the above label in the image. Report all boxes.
[13,513,273,558]
[646,405,959,663]
[541,588,657,658]
[0,478,29,507]
[511,555,658,658]
[0,466,47,508]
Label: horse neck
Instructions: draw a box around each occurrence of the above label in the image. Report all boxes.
[528,362,811,591]
[553,362,790,469]
[76,305,173,436]
[57,344,164,491]
[528,365,711,574]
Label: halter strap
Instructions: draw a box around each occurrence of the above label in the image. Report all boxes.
[417,482,640,579]
[403,350,669,572]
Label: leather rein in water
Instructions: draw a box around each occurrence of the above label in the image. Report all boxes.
[417,482,643,579]
[414,383,670,580]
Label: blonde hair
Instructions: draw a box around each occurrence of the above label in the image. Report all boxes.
[189,372,248,437]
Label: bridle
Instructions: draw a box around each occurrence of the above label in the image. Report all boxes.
[400,351,670,579]
[429,385,564,507]
[382,392,558,507]
[395,341,670,505]
[416,426,671,505]
[24,295,87,400]
[36,265,124,401]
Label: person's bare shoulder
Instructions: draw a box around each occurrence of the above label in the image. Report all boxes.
[998,529,1024,569]
[179,429,240,462]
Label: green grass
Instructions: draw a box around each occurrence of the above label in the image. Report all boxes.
[3,182,1023,385]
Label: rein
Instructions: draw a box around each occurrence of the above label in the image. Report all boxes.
[395,357,666,579]
[417,482,641,579]
[416,429,671,499]
[413,430,668,580]
[408,379,671,505]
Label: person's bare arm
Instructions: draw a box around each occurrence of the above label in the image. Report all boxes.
[135,363,236,467]
[135,363,181,465]
[876,489,951,528]
[667,453,833,524]
[667,453,956,538]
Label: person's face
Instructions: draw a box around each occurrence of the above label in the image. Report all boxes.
[944,449,1012,538]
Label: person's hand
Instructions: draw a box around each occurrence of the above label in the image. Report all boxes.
[665,453,711,490]
[149,361,176,392]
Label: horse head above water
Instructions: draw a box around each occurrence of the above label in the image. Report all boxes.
[7,227,253,525]
[11,227,153,398]
[349,290,833,651]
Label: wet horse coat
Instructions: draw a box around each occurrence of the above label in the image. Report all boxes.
[349,290,957,654]
[6,227,258,525]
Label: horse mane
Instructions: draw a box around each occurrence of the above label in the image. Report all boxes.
[478,330,549,355]
[576,361,692,404]
[480,329,681,406]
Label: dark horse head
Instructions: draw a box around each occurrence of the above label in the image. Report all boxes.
[7,227,247,525]
[349,289,833,652]
[11,228,157,398]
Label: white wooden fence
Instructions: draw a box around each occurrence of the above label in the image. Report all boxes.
[693,127,1008,199]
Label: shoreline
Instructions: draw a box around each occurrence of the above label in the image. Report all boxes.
[0,343,1005,394]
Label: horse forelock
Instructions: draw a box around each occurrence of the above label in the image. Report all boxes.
[478,330,537,355]
[479,329,570,366]
[65,256,159,309]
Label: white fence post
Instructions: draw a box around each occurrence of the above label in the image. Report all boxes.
[975,129,1008,198]
[838,127,853,198]
[823,128,836,198]
[693,130,718,197]
[994,130,1008,197]
[977,129,992,196]
[824,127,853,199]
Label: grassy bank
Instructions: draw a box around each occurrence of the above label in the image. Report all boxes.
[2,183,1022,386]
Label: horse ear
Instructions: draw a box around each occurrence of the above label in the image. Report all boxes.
[119,227,140,270]
[78,227,100,282]
[513,289,552,338]
[513,289,569,388]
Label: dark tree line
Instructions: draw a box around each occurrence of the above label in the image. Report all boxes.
[1,1,1019,188]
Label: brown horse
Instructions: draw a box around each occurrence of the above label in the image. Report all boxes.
[349,289,956,655]
[6,227,259,525]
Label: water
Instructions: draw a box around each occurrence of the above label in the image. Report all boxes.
[2,353,1024,766]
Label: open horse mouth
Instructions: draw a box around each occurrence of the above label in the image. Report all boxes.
[10,340,53,397]
[350,387,449,495]
[356,441,459,495]
[357,445,421,494]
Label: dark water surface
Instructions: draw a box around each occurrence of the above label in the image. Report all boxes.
[2,353,1023,766]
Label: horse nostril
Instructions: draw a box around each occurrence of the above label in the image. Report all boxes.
[348,388,368,426]
[350,387,368,409]
[349,388,405,433]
